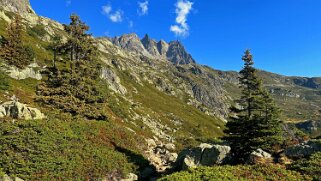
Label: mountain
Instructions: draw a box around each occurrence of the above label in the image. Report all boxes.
[111,33,195,65]
[0,0,320,180]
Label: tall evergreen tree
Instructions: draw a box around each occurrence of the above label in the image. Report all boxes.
[223,50,283,163]
[37,14,106,120]
[0,14,30,69]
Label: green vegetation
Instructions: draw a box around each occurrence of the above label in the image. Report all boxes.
[290,152,321,181]
[37,14,106,120]
[0,70,9,90]
[0,14,33,69]
[223,50,283,163]
[0,119,144,180]
[159,165,312,181]
[27,24,46,38]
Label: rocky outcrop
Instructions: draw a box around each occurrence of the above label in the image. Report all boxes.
[101,67,127,95]
[1,63,42,80]
[0,174,24,181]
[175,143,231,170]
[167,41,195,65]
[141,34,160,57]
[246,149,273,164]
[157,40,169,57]
[111,33,196,65]
[295,120,321,137]
[112,33,150,56]
[292,77,321,89]
[285,140,321,158]
[120,173,138,181]
[0,0,34,15]
[0,100,45,120]
[145,139,178,173]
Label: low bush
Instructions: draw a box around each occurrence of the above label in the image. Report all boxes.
[0,70,9,90]
[27,24,46,38]
[290,152,321,181]
[0,119,142,180]
[159,165,312,181]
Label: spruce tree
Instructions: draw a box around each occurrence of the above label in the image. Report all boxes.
[223,50,283,163]
[37,14,106,120]
[0,14,30,69]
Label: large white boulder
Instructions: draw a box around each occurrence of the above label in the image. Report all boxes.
[0,101,45,120]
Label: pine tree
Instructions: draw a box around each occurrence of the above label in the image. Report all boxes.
[37,14,106,120]
[0,14,30,69]
[223,50,283,163]
[47,35,63,68]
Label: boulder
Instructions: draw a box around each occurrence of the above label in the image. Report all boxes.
[165,143,176,151]
[247,149,273,164]
[0,101,45,120]
[176,143,231,170]
[285,140,321,158]
[0,174,24,181]
[121,173,138,181]
[5,64,42,80]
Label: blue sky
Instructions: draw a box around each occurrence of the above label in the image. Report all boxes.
[30,0,321,77]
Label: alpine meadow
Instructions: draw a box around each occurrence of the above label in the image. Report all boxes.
[0,0,320,180]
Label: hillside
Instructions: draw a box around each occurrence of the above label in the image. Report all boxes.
[0,0,320,180]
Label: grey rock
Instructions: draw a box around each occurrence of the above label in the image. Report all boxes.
[201,144,231,165]
[176,143,231,170]
[0,175,24,181]
[157,40,169,56]
[3,63,42,80]
[101,67,127,95]
[141,34,160,56]
[247,149,272,164]
[295,120,321,138]
[285,140,321,158]
[0,0,34,15]
[166,41,195,65]
[112,33,150,56]
[121,173,138,181]
[165,143,176,151]
[0,100,45,120]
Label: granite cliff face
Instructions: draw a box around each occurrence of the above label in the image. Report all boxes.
[0,0,34,14]
[111,34,195,65]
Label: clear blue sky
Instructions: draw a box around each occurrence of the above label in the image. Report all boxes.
[30,0,321,77]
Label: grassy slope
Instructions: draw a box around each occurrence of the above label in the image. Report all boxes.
[0,12,224,179]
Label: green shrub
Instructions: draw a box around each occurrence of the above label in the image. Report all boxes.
[23,45,35,61]
[0,70,9,90]
[290,152,321,181]
[159,165,312,181]
[27,24,46,38]
[0,119,141,180]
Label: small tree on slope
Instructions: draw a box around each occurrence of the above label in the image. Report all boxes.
[0,14,30,69]
[223,49,283,163]
[37,14,106,120]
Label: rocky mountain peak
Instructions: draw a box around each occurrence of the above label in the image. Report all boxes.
[110,33,196,65]
[141,34,160,56]
[167,40,195,65]
[0,0,35,15]
[112,33,149,55]
[157,40,169,56]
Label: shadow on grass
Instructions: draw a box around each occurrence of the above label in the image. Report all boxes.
[111,142,156,180]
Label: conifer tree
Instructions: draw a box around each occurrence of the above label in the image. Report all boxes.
[37,14,106,120]
[223,50,283,163]
[48,35,62,68]
[0,14,30,69]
